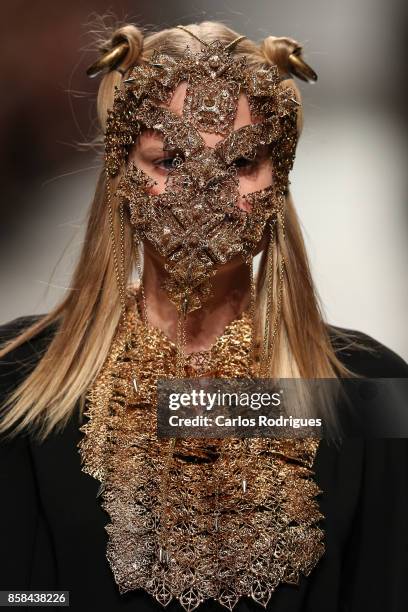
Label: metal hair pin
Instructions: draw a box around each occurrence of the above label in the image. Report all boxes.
[86,41,129,78]
[288,47,318,82]
[176,25,247,53]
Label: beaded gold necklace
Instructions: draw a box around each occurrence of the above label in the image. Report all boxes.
[78,284,324,611]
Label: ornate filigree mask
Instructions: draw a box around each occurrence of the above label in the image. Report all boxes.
[105,41,299,314]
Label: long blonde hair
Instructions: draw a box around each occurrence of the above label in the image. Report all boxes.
[0,20,358,442]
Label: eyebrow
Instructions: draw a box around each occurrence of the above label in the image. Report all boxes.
[136,141,181,156]
[137,145,165,154]
[138,128,164,142]
[215,122,277,163]
[135,130,166,154]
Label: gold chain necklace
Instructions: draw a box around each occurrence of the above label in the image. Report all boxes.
[78,284,325,611]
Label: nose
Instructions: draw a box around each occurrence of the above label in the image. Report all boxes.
[181,153,253,214]
[199,131,225,149]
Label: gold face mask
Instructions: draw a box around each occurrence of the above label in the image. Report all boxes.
[105,41,299,314]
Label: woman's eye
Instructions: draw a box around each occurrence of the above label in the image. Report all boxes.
[232,156,256,170]
[154,158,175,171]
[153,155,184,171]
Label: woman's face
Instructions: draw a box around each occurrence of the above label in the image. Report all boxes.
[129,81,273,268]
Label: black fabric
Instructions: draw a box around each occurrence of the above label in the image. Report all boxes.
[1,315,408,612]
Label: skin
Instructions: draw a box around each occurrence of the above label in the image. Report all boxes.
[128,81,273,353]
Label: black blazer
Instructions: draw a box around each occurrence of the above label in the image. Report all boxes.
[1,315,408,612]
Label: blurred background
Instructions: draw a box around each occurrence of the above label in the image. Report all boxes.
[1,0,407,359]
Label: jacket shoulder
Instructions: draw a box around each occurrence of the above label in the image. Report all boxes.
[327,324,408,377]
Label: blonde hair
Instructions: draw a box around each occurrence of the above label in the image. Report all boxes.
[0,20,358,442]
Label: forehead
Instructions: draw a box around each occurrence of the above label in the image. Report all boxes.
[169,81,254,129]
[140,80,258,148]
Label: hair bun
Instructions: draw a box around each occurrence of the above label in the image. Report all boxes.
[87,25,144,78]
[260,35,317,83]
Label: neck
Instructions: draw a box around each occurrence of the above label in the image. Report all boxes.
[140,250,251,354]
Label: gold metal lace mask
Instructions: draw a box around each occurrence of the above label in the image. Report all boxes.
[105,41,299,314]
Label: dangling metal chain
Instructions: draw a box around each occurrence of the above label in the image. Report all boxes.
[248,256,257,376]
[133,233,148,325]
[259,219,276,377]
[157,308,185,566]
[265,207,286,375]
[158,306,187,566]
[158,436,177,565]
[259,212,286,378]
[106,169,131,350]
[264,254,285,375]
[176,308,188,379]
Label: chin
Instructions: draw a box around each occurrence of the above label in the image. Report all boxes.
[142,232,267,271]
